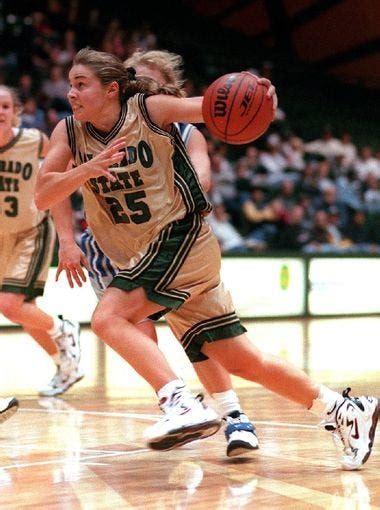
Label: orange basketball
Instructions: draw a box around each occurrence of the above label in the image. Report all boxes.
[202,71,274,144]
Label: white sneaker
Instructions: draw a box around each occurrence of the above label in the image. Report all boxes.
[39,316,84,397]
[224,411,259,457]
[0,397,19,423]
[144,390,221,451]
[322,388,380,470]
[55,315,82,370]
[39,364,84,397]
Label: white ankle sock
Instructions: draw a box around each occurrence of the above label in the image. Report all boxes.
[309,385,344,418]
[47,316,63,340]
[51,353,60,365]
[157,379,185,401]
[212,389,241,417]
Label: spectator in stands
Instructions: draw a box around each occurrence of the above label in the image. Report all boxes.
[49,29,78,67]
[314,184,349,230]
[339,132,357,171]
[315,159,335,192]
[363,174,380,214]
[258,133,287,185]
[271,204,310,250]
[354,146,380,182]
[335,168,363,212]
[325,207,349,250]
[210,144,239,222]
[17,74,36,102]
[44,107,61,136]
[40,64,70,111]
[207,204,250,254]
[276,179,298,211]
[304,125,343,162]
[235,156,254,196]
[303,210,336,253]
[242,186,285,249]
[342,210,380,253]
[281,135,305,172]
[20,97,47,131]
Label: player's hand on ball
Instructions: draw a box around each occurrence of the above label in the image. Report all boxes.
[257,77,278,114]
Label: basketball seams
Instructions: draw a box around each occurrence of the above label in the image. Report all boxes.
[228,74,261,138]
[232,84,265,139]
[224,74,246,139]
[207,74,236,141]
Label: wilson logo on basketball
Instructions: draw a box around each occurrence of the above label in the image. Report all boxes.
[213,75,236,117]
[239,83,255,116]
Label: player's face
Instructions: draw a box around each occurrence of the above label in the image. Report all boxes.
[136,64,166,85]
[68,64,110,122]
[0,90,15,131]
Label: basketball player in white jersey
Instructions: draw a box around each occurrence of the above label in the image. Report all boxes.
[53,49,259,457]
[0,85,82,397]
[36,49,378,469]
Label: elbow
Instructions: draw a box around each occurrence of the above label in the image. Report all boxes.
[34,191,50,211]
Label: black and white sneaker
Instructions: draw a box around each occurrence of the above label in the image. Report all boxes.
[55,315,82,368]
[144,389,221,451]
[224,411,259,457]
[38,364,84,397]
[0,397,19,423]
[39,316,84,397]
[321,388,380,470]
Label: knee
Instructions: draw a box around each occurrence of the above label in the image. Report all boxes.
[91,309,109,338]
[224,351,265,379]
[0,295,23,322]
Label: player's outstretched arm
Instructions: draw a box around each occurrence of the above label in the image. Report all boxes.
[146,95,204,129]
[35,121,127,211]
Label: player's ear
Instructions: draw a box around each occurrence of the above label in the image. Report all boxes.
[107,81,119,99]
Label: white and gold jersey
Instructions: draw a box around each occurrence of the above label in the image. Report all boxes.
[0,128,46,233]
[66,93,211,268]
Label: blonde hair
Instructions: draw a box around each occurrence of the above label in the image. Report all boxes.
[124,49,186,98]
[73,47,174,102]
[0,85,22,127]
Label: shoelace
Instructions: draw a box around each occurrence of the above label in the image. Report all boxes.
[159,390,205,417]
[332,387,360,456]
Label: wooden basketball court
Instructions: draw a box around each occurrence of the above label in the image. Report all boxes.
[1,317,379,508]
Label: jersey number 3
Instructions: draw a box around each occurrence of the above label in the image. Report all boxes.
[3,196,18,217]
[105,191,151,224]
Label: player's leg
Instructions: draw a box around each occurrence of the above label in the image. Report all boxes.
[193,358,259,457]
[202,334,379,470]
[91,285,221,450]
[167,297,259,459]
[0,218,82,396]
[82,226,248,453]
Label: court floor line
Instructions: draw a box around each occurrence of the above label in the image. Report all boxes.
[18,408,318,429]
[1,448,150,470]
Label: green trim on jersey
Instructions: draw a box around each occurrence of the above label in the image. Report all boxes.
[180,312,247,362]
[0,129,23,153]
[137,93,212,216]
[110,213,202,309]
[172,145,212,215]
[65,116,76,159]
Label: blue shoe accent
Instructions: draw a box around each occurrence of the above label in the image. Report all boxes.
[224,411,259,457]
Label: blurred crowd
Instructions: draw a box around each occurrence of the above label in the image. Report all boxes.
[2,3,380,255]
